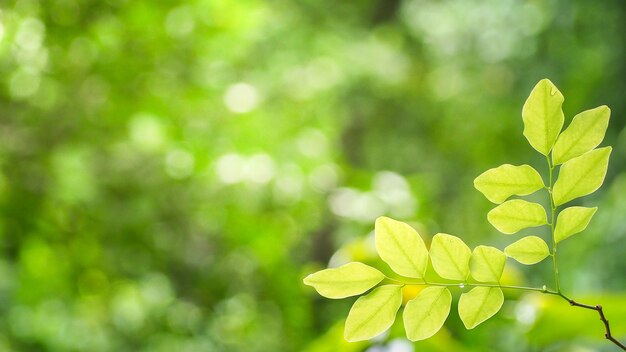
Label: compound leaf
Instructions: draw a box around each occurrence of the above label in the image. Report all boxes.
[522,79,565,155]
[375,217,428,278]
[504,236,550,265]
[403,287,452,341]
[552,147,612,206]
[430,233,471,280]
[303,262,385,299]
[552,106,610,165]
[344,285,402,342]
[474,164,545,204]
[458,287,504,329]
[487,199,548,234]
[470,246,506,283]
[554,206,598,243]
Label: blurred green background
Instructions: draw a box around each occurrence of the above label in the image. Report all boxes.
[0,0,625,351]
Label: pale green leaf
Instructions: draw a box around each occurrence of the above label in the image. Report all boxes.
[554,206,598,243]
[552,147,612,206]
[469,246,505,283]
[552,106,610,165]
[522,79,565,155]
[473,164,545,204]
[458,287,504,329]
[403,287,452,341]
[344,285,402,342]
[303,262,385,299]
[487,199,548,234]
[504,236,550,265]
[429,233,471,280]
[375,217,428,278]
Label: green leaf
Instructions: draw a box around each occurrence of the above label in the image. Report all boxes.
[375,217,428,278]
[473,164,545,204]
[521,79,565,155]
[458,287,504,329]
[504,236,550,265]
[403,287,452,341]
[344,285,402,342]
[469,246,505,283]
[303,262,385,299]
[487,199,548,234]
[552,106,611,165]
[552,147,612,206]
[554,206,598,243]
[429,233,471,280]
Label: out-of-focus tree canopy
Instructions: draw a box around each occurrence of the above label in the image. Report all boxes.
[0,0,624,351]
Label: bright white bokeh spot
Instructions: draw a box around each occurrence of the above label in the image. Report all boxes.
[297,129,328,158]
[283,57,342,100]
[165,148,195,179]
[129,113,166,151]
[215,153,246,184]
[309,164,339,193]
[223,82,259,114]
[388,338,414,352]
[329,188,360,218]
[273,164,304,203]
[515,299,537,326]
[15,18,45,51]
[245,153,275,184]
[9,69,40,98]
[373,171,409,201]
[347,37,409,84]
[165,6,195,38]
[140,273,174,308]
[329,188,386,222]
[111,285,145,331]
[372,171,416,217]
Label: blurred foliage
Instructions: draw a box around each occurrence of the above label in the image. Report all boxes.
[0,0,624,351]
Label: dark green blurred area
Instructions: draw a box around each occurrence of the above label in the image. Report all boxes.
[0,0,625,351]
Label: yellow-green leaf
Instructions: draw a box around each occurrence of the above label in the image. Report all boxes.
[473,164,545,204]
[487,199,548,234]
[303,262,385,299]
[344,285,402,342]
[403,287,451,341]
[375,217,428,278]
[458,287,504,329]
[552,147,612,206]
[429,233,471,280]
[504,236,550,265]
[469,246,505,283]
[552,106,610,165]
[554,206,598,243]
[522,79,565,155]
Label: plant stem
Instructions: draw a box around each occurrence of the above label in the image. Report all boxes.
[386,277,559,295]
[555,293,626,350]
[543,156,625,350]
[546,155,560,293]
[388,277,626,349]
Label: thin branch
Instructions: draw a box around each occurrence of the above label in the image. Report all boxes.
[390,276,626,349]
[556,293,626,350]
[384,277,558,295]
[546,155,560,294]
